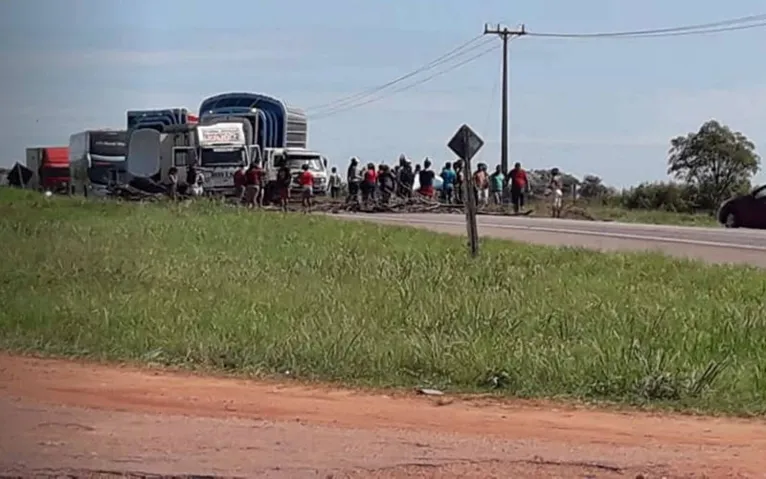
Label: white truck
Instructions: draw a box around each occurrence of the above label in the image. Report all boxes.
[126,121,257,196]
[191,122,259,194]
[263,147,329,198]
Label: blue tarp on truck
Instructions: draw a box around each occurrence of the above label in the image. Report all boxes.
[198,92,307,149]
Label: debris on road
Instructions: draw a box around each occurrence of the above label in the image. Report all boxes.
[416,388,445,396]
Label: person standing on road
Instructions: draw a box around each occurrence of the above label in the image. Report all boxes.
[328,167,342,199]
[276,164,292,212]
[440,162,456,204]
[185,161,198,194]
[507,162,528,214]
[190,168,205,197]
[548,167,564,218]
[377,165,396,205]
[298,163,314,213]
[167,167,179,200]
[453,160,465,204]
[243,163,258,208]
[233,164,246,204]
[474,164,489,207]
[489,165,504,205]
[362,163,377,204]
[346,157,361,205]
[418,159,436,198]
[397,157,415,198]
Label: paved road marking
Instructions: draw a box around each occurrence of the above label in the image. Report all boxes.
[341,214,766,252]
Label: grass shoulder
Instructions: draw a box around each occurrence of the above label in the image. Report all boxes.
[0,189,763,415]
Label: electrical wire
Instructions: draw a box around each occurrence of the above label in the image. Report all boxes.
[312,43,501,121]
[527,13,766,39]
[306,35,492,115]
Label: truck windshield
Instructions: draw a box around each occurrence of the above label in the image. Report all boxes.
[89,132,127,157]
[282,157,323,171]
[200,148,244,167]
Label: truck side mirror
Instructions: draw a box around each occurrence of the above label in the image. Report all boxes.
[323,158,328,168]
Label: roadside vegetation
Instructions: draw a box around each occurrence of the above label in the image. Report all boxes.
[1,188,765,415]
[528,120,760,227]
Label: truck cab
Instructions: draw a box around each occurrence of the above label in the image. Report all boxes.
[26,147,70,193]
[263,147,329,196]
[171,122,255,196]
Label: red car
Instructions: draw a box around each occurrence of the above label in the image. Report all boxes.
[717,185,766,229]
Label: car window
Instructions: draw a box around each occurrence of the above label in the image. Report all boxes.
[754,186,766,200]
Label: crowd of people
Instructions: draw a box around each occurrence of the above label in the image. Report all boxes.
[166,155,566,217]
[339,155,566,217]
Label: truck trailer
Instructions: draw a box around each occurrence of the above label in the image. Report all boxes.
[25,147,70,193]
[69,130,128,197]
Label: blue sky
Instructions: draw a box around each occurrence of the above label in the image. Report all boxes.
[1,0,765,187]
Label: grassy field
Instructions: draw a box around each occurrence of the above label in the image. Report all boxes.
[1,188,765,415]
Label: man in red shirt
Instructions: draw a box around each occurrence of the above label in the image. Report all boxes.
[361,163,377,204]
[244,162,264,208]
[233,165,246,204]
[298,163,314,212]
[506,162,528,214]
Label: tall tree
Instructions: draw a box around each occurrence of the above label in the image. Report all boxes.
[667,120,760,208]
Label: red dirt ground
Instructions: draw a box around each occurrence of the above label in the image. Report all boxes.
[1,354,765,478]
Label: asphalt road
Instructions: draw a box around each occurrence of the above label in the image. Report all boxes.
[335,213,766,267]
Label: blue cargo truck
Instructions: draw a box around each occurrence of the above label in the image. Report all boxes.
[198,93,328,199]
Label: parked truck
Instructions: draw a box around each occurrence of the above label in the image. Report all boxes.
[198,92,328,199]
[125,110,255,196]
[69,130,127,197]
[126,108,198,183]
[25,147,70,193]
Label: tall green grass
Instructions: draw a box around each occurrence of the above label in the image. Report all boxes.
[1,189,765,414]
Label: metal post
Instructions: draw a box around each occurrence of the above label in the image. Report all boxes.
[462,131,480,257]
[483,24,526,176]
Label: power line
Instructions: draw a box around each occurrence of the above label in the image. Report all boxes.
[306,35,491,114]
[611,20,766,38]
[312,44,500,120]
[527,13,766,38]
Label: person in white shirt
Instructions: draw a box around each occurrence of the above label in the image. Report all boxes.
[548,167,564,218]
[328,167,342,199]
[190,170,205,197]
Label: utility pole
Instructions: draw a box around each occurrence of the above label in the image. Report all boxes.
[483,23,526,175]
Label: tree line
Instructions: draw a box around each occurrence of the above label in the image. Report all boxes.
[541,120,761,214]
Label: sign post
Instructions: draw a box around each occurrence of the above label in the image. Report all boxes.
[447,124,484,257]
